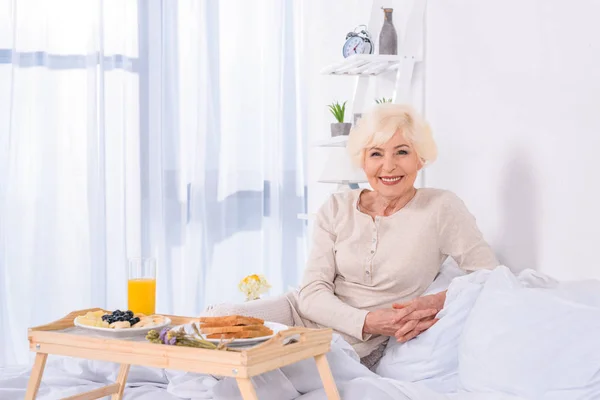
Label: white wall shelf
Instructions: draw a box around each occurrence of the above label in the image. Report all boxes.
[320,54,405,76]
[312,136,349,147]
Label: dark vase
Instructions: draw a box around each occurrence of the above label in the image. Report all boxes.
[379,8,397,55]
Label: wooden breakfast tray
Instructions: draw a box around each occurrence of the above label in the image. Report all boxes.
[25,308,341,400]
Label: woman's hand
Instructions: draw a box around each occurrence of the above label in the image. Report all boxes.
[392,316,439,342]
[393,291,446,314]
[363,304,438,337]
[391,291,446,342]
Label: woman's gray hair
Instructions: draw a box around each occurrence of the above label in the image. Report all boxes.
[346,103,437,168]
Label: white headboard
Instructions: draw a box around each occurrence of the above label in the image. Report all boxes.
[424,0,600,281]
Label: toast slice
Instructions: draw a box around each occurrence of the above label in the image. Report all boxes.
[206,328,274,339]
[198,315,264,327]
[200,324,271,335]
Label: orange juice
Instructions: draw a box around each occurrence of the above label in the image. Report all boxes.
[128,278,156,315]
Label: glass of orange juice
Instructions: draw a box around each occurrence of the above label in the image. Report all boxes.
[128,257,156,315]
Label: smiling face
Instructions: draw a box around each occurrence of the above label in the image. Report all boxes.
[363,130,423,199]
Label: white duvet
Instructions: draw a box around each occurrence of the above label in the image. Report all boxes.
[1,265,599,400]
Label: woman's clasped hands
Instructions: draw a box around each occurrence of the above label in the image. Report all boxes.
[364,291,446,343]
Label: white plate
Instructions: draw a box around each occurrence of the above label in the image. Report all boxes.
[74,316,171,338]
[175,321,289,347]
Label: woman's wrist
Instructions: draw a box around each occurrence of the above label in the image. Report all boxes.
[363,311,374,335]
[435,291,447,311]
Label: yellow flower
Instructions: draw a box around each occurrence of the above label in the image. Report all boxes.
[242,274,260,284]
[238,274,271,301]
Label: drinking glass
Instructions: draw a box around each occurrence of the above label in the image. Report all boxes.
[128,257,156,315]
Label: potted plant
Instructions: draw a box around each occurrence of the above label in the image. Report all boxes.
[328,101,352,137]
[375,97,392,104]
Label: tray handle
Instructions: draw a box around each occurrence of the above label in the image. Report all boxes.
[249,327,331,352]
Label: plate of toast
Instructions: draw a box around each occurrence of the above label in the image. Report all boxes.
[194,315,288,345]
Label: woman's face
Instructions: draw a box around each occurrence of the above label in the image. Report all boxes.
[363,130,422,199]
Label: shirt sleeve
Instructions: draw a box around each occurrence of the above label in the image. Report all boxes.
[297,196,371,341]
[437,191,500,272]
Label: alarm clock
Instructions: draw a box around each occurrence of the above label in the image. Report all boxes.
[342,25,373,58]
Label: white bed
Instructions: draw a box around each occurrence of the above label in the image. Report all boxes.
[1,264,599,400]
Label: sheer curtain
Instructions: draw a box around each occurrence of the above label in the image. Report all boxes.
[0,0,307,367]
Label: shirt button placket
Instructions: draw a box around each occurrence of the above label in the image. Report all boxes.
[367,219,378,282]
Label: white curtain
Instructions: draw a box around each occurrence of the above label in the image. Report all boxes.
[0,0,307,367]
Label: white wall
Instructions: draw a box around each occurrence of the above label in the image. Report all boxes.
[424,0,600,280]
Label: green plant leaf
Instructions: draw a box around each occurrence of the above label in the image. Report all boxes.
[328,100,347,123]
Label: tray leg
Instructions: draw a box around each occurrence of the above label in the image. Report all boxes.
[236,377,258,400]
[314,353,340,400]
[110,364,130,400]
[25,353,48,400]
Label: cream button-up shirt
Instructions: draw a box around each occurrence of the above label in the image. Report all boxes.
[296,188,499,358]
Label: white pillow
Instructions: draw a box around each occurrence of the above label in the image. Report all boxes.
[457,269,600,399]
[375,261,486,393]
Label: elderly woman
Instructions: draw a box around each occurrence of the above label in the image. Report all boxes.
[206,103,499,368]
